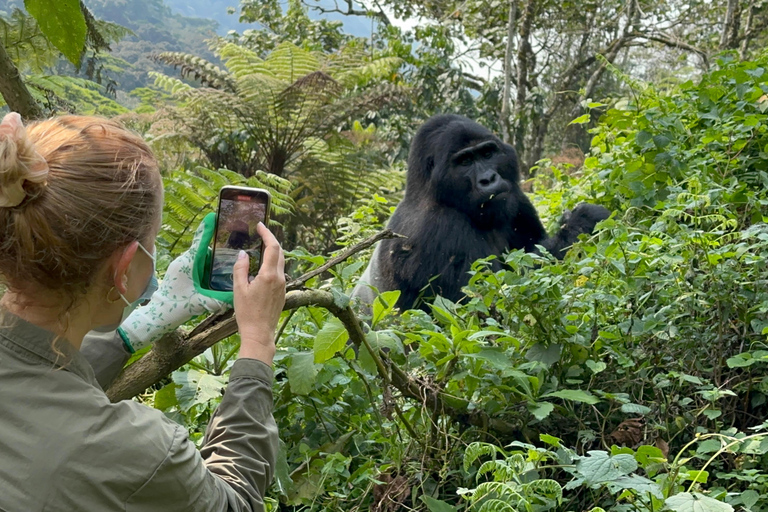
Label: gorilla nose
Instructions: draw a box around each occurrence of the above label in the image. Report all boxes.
[476,169,505,195]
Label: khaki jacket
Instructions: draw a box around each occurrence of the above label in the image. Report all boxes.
[0,310,278,511]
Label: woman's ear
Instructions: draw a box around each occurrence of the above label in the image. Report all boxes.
[111,241,140,295]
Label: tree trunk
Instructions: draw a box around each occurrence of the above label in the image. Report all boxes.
[719,0,741,50]
[0,41,44,120]
[740,0,755,58]
[500,0,518,144]
[512,0,536,176]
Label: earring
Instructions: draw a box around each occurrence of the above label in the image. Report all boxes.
[106,286,122,304]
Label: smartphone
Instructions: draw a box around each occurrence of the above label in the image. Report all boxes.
[208,186,271,292]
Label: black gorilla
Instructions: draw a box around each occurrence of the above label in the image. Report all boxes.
[353,114,610,311]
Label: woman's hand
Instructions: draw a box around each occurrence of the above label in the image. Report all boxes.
[233,222,286,366]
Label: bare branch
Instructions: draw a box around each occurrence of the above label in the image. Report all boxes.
[631,31,709,68]
[288,228,400,291]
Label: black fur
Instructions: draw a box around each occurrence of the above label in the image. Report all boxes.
[354,114,609,310]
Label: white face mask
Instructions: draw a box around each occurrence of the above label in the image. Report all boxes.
[93,243,158,333]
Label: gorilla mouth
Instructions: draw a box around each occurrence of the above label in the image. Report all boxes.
[479,192,508,209]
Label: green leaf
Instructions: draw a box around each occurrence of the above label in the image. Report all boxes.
[540,434,561,447]
[173,369,226,411]
[154,383,179,410]
[465,348,514,369]
[606,474,663,499]
[25,0,87,66]
[528,402,555,420]
[314,317,350,363]
[287,352,317,395]
[620,403,652,415]
[544,389,599,404]
[420,496,457,512]
[526,343,562,367]
[586,360,607,374]
[372,290,401,327]
[741,489,760,509]
[570,114,591,125]
[665,492,733,512]
[576,451,637,484]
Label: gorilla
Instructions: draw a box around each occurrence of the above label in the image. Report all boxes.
[353,114,610,311]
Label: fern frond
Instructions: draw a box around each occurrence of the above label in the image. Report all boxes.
[476,499,517,512]
[464,442,504,471]
[335,57,402,88]
[265,42,321,82]
[150,71,193,95]
[152,52,235,91]
[217,42,270,79]
[521,479,562,501]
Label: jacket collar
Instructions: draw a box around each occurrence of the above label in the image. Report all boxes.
[0,308,98,386]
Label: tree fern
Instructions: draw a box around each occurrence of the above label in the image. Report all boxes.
[147,40,407,251]
[162,166,293,255]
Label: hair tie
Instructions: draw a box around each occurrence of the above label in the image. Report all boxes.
[0,112,50,207]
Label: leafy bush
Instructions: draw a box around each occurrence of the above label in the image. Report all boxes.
[148,53,768,511]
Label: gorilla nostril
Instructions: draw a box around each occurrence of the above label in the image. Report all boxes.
[479,172,498,187]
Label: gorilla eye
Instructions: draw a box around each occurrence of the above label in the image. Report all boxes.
[455,153,473,166]
[480,146,495,159]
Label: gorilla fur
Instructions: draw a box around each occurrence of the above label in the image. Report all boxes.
[353,114,610,311]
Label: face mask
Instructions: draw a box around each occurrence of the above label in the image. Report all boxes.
[93,242,158,333]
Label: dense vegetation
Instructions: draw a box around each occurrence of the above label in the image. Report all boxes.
[1,0,768,510]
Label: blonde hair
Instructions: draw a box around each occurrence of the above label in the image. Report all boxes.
[0,115,162,300]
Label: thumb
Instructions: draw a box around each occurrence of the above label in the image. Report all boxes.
[232,250,250,292]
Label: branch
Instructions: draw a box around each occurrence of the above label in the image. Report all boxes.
[287,228,399,290]
[630,31,709,68]
[104,231,519,436]
[304,0,392,26]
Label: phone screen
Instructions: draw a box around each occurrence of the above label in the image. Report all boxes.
[209,187,270,291]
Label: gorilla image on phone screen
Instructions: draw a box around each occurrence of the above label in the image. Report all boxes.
[209,193,267,291]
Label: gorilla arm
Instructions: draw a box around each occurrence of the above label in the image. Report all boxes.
[540,203,610,259]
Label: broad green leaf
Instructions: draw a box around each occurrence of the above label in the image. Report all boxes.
[173,369,226,411]
[544,389,599,404]
[696,439,722,454]
[314,317,349,363]
[154,383,178,410]
[420,496,457,512]
[465,348,514,369]
[372,290,401,327]
[741,490,760,509]
[576,451,637,484]
[665,492,733,512]
[273,440,294,495]
[586,360,607,374]
[287,352,317,395]
[528,402,555,420]
[621,403,652,415]
[25,0,86,66]
[526,343,561,367]
[605,474,663,499]
[358,331,403,374]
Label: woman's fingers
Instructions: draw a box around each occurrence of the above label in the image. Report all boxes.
[232,250,250,292]
[256,222,282,276]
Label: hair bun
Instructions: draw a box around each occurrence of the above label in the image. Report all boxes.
[0,112,49,207]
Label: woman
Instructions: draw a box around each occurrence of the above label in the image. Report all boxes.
[0,113,285,511]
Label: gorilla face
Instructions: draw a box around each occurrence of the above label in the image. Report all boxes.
[429,119,519,227]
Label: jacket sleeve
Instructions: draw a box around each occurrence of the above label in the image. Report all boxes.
[125,358,279,512]
[79,330,131,390]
